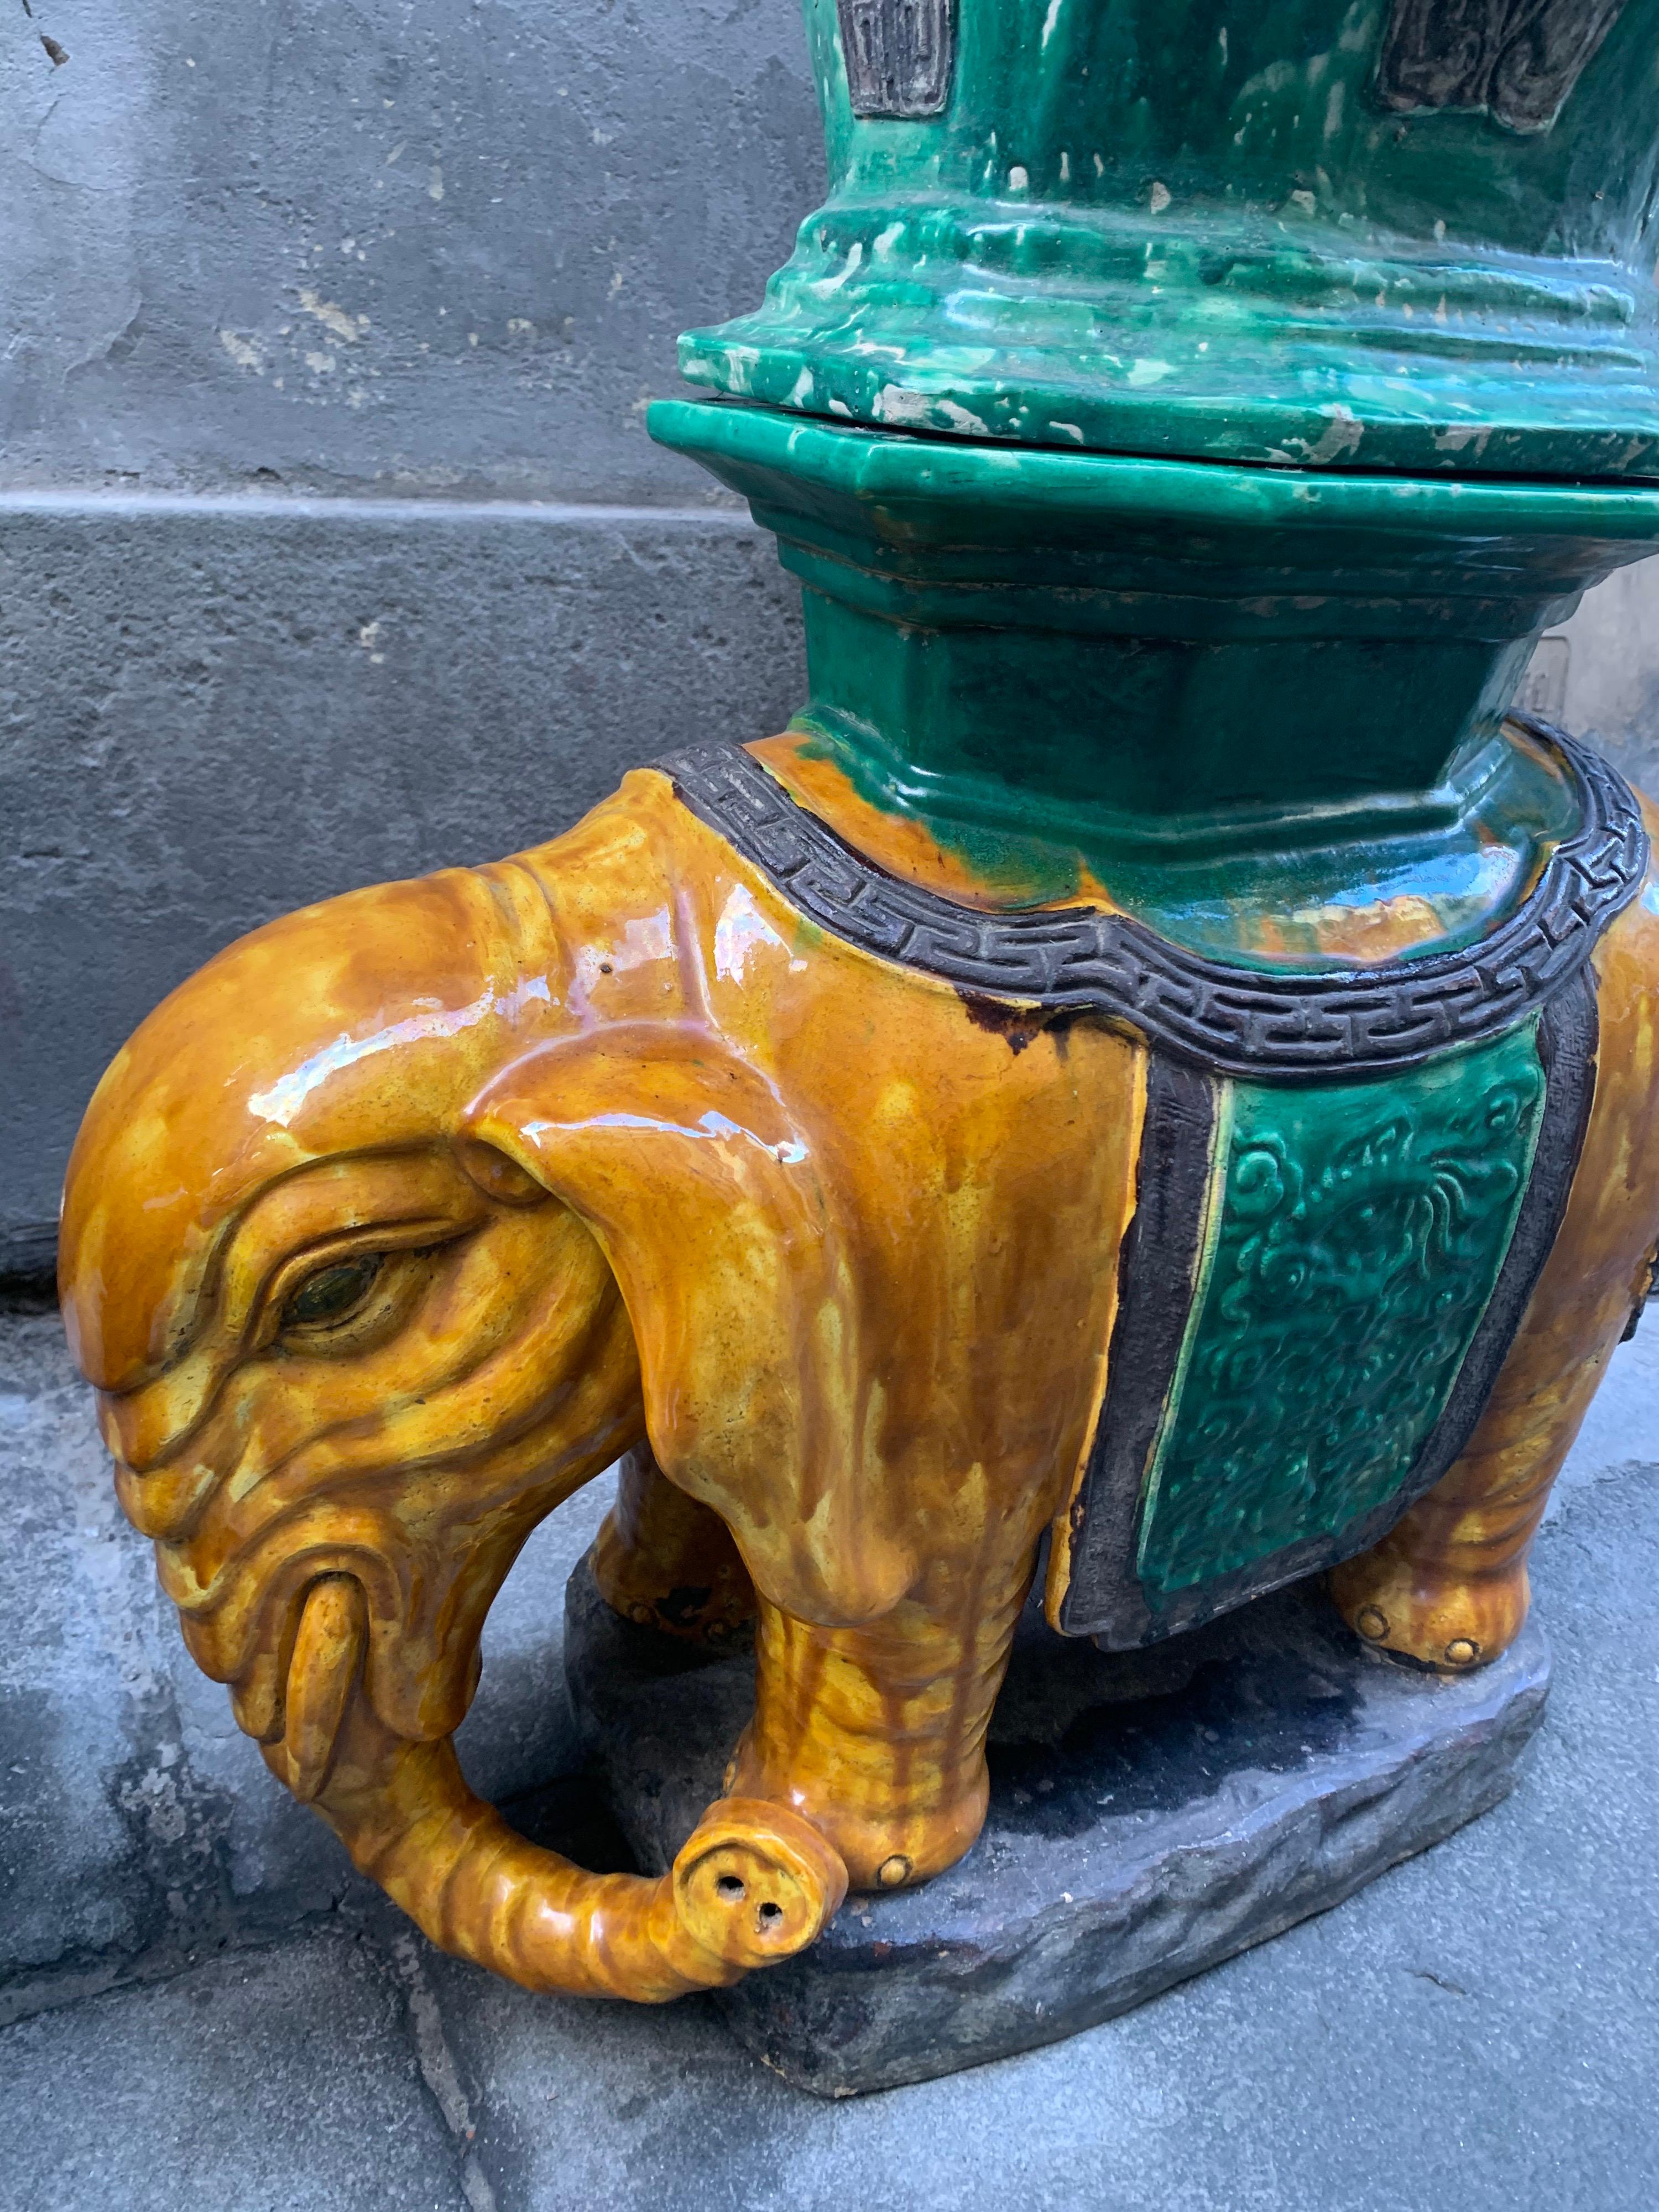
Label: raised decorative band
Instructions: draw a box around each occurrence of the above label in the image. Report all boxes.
[660,721,1646,1082]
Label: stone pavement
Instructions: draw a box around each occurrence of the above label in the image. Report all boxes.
[3,1293,1656,2211]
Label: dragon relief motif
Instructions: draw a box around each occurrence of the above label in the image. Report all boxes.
[1375,0,1630,133]
[836,0,956,118]
[1137,1026,1548,1597]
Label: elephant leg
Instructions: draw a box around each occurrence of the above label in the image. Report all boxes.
[1333,939,1659,1671]
[591,1443,757,1642]
[1329,1349,1606,1673]
[724,1552,1038,1892]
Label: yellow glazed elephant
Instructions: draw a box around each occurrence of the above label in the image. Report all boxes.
[59,726,1659,2005]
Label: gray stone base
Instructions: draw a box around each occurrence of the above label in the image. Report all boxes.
[565,1554,1550,2096]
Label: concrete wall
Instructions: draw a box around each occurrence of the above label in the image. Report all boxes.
[3,0,1658,1282]
[1,0,821,501]
[0,500,805,1277]
[1531,560,1659,796]
[1,0,821,1280]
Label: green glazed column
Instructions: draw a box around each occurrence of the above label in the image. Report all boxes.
[650,397,1655,950]
[651,0,1659,946]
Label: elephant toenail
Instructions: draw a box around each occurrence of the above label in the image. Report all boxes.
[877,1855,912,1888]
[1355,1605,1389,1641]
[1444,1637,1479,1667]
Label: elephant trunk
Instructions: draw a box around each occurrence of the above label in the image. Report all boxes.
[272,1574,847,2001]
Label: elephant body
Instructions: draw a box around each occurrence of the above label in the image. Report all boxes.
[59,722,1659,2002]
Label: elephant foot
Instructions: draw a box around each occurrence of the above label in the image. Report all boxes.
[722,1725,989,1893]
[727,1575,1037,1894]
[591,1445,757,1645]
[1329,1548,1530,1673]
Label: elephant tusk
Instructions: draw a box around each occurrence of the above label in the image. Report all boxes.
[280,1575,368,1803]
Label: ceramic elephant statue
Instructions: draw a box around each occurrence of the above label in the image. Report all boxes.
[59,715,1659,2006]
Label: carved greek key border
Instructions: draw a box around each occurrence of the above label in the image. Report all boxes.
[659,720,1647,1082]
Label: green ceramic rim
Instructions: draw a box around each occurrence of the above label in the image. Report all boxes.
[650,396,1659,547]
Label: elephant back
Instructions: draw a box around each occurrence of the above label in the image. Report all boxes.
[654,729,1659,1648]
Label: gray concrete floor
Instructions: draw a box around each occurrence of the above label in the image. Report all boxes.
[3,1314,1656,2211]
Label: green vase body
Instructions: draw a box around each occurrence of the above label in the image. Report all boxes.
[679,0,1659,478]
[654,0,1659,933]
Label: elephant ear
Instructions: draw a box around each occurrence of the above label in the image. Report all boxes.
[460,1024,913,1625]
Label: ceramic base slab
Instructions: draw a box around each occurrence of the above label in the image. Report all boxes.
[562,1554,1548,2098]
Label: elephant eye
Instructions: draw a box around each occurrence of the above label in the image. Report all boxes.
[280,1255,384,1332]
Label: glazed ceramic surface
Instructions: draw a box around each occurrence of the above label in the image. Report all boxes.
[59,0,1659,2008]
[58,722,1659,1999]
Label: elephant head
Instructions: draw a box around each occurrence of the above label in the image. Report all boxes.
[60,803,849,2001]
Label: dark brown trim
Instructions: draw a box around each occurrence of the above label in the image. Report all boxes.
[1374,0,1629,135]
[1054,1058,1217,1639]
[836,0,956,119]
